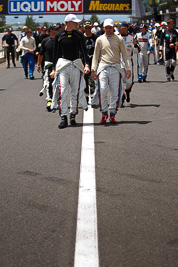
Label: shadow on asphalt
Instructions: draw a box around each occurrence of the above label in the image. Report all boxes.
[78,121,152,127]
[0,89,6,91]
[134,80,168,83]
[129,103,160,108]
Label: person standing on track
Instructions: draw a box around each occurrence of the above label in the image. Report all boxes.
[35,26,49,74]
[20,29,36,79]
[1,28,19,69]
[117,21,140,106]
[159,19,178,82]
[152,23,161,65]
[157,21,167,65]
[91,18,131,124]
[37,24,58,111]
[20,26,28,41]
[83,20,98,104]
[135,24,153,83]
[50,14,90,129]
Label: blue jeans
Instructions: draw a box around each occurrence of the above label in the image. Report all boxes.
[22,52,35,77]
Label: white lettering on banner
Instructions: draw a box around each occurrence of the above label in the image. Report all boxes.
[21,2,31,12]
[58,1,68,11]
[73,1,81,10]
[46,1,82,12]
[10,1,45,13]
[47,1,57,11]
[68,2,74,11]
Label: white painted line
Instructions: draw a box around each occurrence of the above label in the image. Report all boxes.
[74,105,99,267]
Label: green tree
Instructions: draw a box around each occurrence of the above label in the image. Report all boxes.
[89,15,100,25]
[43,21,49,28]
[25,15,37,29]
[16,26,23,31]
[0,15,6,32]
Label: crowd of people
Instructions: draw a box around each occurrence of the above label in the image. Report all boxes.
[1,16,178,128]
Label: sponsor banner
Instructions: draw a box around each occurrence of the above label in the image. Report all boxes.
[8,0,83,14]
[84,0,132,14]
[9,0,45,14]
[0,0,8,15]
[6,0,131,14]
[46,0,83,13]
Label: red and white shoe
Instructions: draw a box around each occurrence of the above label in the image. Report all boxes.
[100,113,108,124]
[109,115,116,124]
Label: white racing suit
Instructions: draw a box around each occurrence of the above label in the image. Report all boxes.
[51,58,87,115]
[135,32,153,80]
[119,34,140,92]
[152,29,160,64]
[91,63,124,115]
[39,61,53,102]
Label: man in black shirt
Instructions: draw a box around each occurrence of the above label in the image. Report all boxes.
[159,19,178,81]
[50,14,90,129]
[35,26,49,73]
[96,23,105,37]
[1,28,19,68]
[37,24,58,111]
[83,20,98,103]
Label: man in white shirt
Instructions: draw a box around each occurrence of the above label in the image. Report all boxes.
[91,18,131,124]
[20,29,36,79]
[91,22,100,34]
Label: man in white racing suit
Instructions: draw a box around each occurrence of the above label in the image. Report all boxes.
[91,18,131,124]
[37,24,58,111]
[135,24,153,82]
[117,21,140,105]
[50,14,90,129]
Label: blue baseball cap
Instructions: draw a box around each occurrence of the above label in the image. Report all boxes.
[118,21,128,28]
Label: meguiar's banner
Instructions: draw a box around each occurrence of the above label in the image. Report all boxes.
[0,0,8,15]
[85,0,131,14]
[0,0,131,15]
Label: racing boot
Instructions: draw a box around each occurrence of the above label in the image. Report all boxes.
[46,101,51,112]
[171,74,175,80]
[100,113,108,124]
[58,116,68,129]
[109,114,116,124]
[121,93,126,107]
[126,91,130,103]
[70,113,77,126]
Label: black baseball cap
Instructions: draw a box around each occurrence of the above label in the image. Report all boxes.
[84,20,92,27]
[49,24,59,31]
[139,24,147,29]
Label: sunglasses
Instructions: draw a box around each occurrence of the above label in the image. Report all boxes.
[85,27,91,29]
[27,31,32,33]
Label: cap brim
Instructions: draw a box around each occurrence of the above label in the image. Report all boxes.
[104,24,113,27]
[73,19,81,23]
[65,19,81,23]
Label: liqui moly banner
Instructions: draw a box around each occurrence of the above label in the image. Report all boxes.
[8,0,83,14]
[3,0,131,15]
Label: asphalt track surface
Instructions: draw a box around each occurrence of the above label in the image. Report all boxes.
[0,57,178,267]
